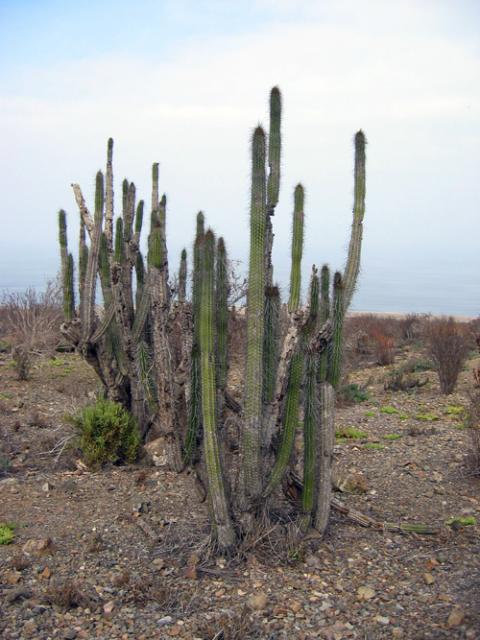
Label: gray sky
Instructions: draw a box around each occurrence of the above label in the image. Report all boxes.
[1,0,479,314]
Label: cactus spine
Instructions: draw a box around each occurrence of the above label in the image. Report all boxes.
[241,126,267,507]
[200,230,235,550]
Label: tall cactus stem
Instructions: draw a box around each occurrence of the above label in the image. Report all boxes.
[263,285,280,404]
[313,381,336,534]
[178,248,187,303]
[267,86,281,213]
[200,229,235,551]
[215,238,228,392]
[241,125,267,507]
[105,137,114,250]
[288,184,304,313]
[343,131,366,309]
[327,272,345,389]
[317,265,330,383]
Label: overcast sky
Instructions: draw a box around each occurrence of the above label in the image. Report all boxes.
[1,0,479,314]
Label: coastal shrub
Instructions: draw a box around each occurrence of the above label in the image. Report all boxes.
[426,317,470,394]
[69,399,141,467]
[337,382,369,404]
[0,523,15,545]
[12,345,32,380]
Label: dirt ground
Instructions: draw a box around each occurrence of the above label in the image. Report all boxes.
[0,342,479,639]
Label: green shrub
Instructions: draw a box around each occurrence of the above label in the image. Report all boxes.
[0,523,15,545]
[380,405,400,415]
[338,383,369,404]
[69,399,141,467]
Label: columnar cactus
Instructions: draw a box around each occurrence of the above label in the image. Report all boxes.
[199,230,236,550]
[241,126,267,509]
[57,87,366,548]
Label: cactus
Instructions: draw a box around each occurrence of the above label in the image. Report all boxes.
[328,272,345,389]
[184,213,205,465]
[178,248,187,303]
[262,285,280,404]
[300,268,320,530]
[56,88,366,546]
[241,126,267,509]
[317,265,330,383]
[288,184,304,313]
[343,131,366,309]
[215,238,228,393]
[199,230,235,550]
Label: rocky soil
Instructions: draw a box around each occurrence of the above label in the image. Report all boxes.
[0,346,479,639]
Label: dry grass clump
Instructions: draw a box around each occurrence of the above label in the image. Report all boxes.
[193,606,262,640]
[44,579,92,610]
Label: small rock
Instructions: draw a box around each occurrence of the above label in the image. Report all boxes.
[375,616,390,625]
[64,631,77,640]
[40,566,52,580]
[5,570,22,584]
[290,600,302,613]
[22,538,53,557]
[357,586,376,601]
[392,628,403,638]
[158,616,173,627]
[305,554,321,569]
[42,482,52,492]
[168,625,181,637]
[248,592,268,611]
[423,572,435,585]
[447,607,465,627]
[103,600,115,617]
[184,564,198,580]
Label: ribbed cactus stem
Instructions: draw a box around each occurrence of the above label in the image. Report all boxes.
[300,268,319,531]
[288,184,304,313]
[135,201,144,236]
[135,253,145,308]
[58,210,74,321]
[123,182,135,242]
[263,285,280,404]
[200,229,235,551]
[242,126,267,505]
[184,213,205,465]
[314,381,336,534]
[64,253,75,321]
[317,264,330,383]
[267,86,281,212]
[178,248,187,303]
[263,349,303,496]
[328,272,345,389]
[343,130,366,310]
[99,233,111,299]
[105,137,114,250]
[82,171,104,337]
[114,218,124,264]
[151,163,159,225]
[215,238,228,392]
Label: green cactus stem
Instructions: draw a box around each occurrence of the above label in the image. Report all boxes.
[82,171,104,338]
[317,265,330,383]
[263,285,280,404]
[314,381,336,534]
[300,269,319,531]
[267,86,281,213]
[200,229,235,551]
[105,137,114,250]
[242,125,267,507]
[215,237,228,392]
[178,248,187,303]
[64,253,75,321]
[288,184,304,313]
[327,272,345,389]
[58,210,74,321]
[343,131,366,309]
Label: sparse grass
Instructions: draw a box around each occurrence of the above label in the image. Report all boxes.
[363,442,384,450]
[364,410,376,417]
[415,412,439,422]
[335,426,367,440]
[446,516,476,528]
[338,383,369,404]
[380,405,400,415]
[383,433,402,440]
[445,405,464,417]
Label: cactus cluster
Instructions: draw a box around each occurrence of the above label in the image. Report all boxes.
[57,88,366,551]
